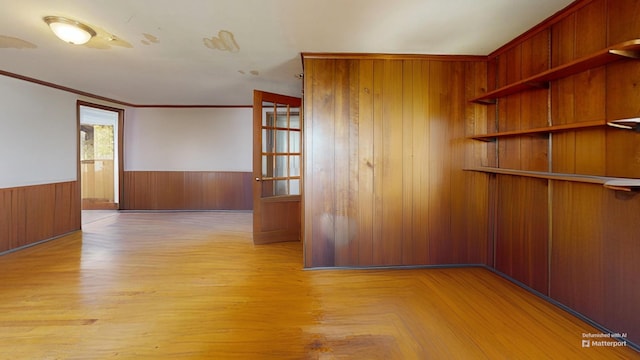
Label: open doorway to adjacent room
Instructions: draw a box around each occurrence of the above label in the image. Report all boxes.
[78,102,123,219]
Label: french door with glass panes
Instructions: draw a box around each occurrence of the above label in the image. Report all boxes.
[252,90,302,244]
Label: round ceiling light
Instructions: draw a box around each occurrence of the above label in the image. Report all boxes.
[43,16,96,45]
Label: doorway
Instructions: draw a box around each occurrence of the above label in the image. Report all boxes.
[78,102,123,211]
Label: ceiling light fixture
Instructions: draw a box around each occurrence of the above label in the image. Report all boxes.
[43,16,96,45]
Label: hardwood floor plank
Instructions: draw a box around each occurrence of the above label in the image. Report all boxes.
[0,212,637,359]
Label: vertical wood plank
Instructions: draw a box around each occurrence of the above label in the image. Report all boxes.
[380,60,404,265]
[550,11,576,124]
[495,176,548,294]
[12,187,25,250]
[309,59,336,267]
[550,182,605,325]
[575,0,607,57]
[427,61,452,264]
[550,13,576,173]
[346,60,360,265]
[574,128,605,176]
[401,60,415,265]
[520,31,549,172]
[24,184,56,248]
[0,189,11,252]
[409,60,430,265]
[371,60,385,264]
[607,0,640,45]
[468,62,489,168]
[551,3,607,176]
[573,0,607,176]
[161,172,186,210]
[499,46,523,170]
[357,60,374,266]
[449,62,465,263]
[606,60,640,179]
[605,128,640,179]
[602,189,640,346]
[333,59,350,266]
[498,127,522,169]
[184,172,204,210]
[572,64,605,176]
[495,176,514,276]
[54,181,81,234]
[503,45,523,131]
[462,62,490,265]
[303,58,314,267]
[215,172,252,210]
[486,58,498,168]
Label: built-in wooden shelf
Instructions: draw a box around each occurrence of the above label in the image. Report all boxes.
[469,117,640,141]
[468,120,606,141]
[470,39,640,104]
[464,167,640,192]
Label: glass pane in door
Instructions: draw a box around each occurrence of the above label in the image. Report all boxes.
[260,102,301,198]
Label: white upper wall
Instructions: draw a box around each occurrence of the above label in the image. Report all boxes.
[0,75,77,188]
[0,74,253,189]
[124,107,252,172]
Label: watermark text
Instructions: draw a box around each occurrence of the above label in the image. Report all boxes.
[581,332,628,348]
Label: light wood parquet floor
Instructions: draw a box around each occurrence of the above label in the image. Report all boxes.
[0,211,637,359]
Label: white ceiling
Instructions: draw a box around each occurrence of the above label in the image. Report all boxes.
[0,0,574,106]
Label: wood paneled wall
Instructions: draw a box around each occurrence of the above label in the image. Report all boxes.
[550,181,640,347]
[494,175,548,295]
[302,55,490,268]
[122,171,252,210]
[0,181,80,253]
[482,0,640,346]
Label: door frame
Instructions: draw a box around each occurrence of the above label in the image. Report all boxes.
[77,100,124,213]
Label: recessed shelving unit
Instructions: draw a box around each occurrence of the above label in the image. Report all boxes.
[470,39,640,105]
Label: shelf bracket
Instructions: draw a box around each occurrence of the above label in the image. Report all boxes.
[524,81,549,89]
[471,136,497,142]
[609,49,640,59]
[607,117,640,132]
[472,98,497,105]
[603,179,640,194]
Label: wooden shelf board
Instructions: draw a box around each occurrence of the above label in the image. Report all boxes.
[468,120,606,141]
[464,167,640,191]
[470,39,640,104]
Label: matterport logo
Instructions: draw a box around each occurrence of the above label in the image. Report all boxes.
[581,332,628,348]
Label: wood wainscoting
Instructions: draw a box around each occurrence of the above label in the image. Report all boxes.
[122,171,252,210]
[0,181,80,253]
